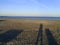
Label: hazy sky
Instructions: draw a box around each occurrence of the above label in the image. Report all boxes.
[0,0,60,16]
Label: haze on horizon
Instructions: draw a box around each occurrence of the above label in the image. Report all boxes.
[0,0,60,17]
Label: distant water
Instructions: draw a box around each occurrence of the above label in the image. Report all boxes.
[0,16,60,20]
[19,17,60,20]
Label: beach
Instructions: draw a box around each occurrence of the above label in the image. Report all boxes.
[0,18,60,45]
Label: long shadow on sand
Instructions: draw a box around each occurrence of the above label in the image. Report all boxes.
[35,24,43,45]
[0,29,23,45]
[0,20,5,22]
[45,28,58,45]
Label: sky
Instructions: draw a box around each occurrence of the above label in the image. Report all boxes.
[0,0,60,17]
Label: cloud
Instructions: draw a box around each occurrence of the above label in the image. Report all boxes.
[30,0,48,8]
[5,0,48,8]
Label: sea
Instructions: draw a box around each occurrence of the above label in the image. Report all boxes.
[0,16,60,20]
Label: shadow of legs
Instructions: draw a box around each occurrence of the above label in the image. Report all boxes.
[35,24,43,45]
[45,28,58,45]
